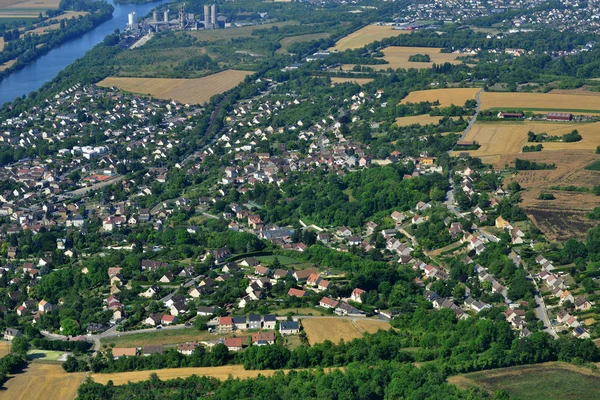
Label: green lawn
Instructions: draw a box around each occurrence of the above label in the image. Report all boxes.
[27,349,64,361]
[257,255,302,266]
[449,363,600,400]
[584,160,600,171]
[100,328,248,348]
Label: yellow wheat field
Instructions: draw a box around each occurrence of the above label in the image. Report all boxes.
[454,121,600,164]
[400,88,479,108]
[480,91,600,112]
[0,363,85,400]
[302,317,390,345]
[379,46,463,69]
[0,0,60,9]
[330,77,373,85]
[395,115,457,127]
[330,25,411,51]
[97,70,253,105]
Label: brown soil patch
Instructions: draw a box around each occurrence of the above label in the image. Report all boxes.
[0,363,85,400]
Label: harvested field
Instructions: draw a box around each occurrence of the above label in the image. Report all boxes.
[448,362,600,400]
[0,37,4,50]
[24,11,88,36]
[330,25,411,51]
[0,341,10,357]
[378,46,464,70]
[400,88,479,108]
[480,91,600,113]
[0,0,60,9]
[0,59,16,72]
[0,363,84,400]
[97,70,252,105]
[330,77,373,85]
[454,121,600,164]
[395,115,461,126]
[277,32,330,54]
[301,317,390,345]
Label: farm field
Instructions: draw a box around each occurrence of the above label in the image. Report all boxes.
[0,0,60,19]
[0,59,16,72]
[99,328,247,348]
[301,317,390,345]
[0,341,10,357]
[97,70,252,105]
[0,363,84,400]
[273,307,324,316]
[186,21,297,42]
[480,91,600,113]
[378,46,464,70]
[330,25,410,51]
[395,114,461,127]
[23,11,89,36]
[448,362,600,400]
[454,121,600,164]
[277,32,330,54]
[400,88,479,108]
[91,365,341,385]
[330,77,373,85]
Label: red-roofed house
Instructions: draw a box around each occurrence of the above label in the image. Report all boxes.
[219,316,234,333]
[288,288,308,297]
[351,288,366,303]
[223,337,244,351]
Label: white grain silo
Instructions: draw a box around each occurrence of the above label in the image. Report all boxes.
[128,12,136,27]
[210,4,216,25]
[163,10,169,23]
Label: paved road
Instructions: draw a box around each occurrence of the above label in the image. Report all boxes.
[458,88,483,142]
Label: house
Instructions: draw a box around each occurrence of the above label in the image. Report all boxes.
[112,347,137,359]
[239,257,260,267]
[161,315,178,325]
[219,316,234,333]
[574,296,593,311]
[139,285,160,298]
[141,260,169,271]
[559,290,575,306]
[350,288,366,303]
[391,211,406,223]
[307,273,321,286]
[177,342,198,355]
[233,316,247,330]
[573,327,591,339]
[170,301,187,316]
[223,337,244,351]
[255,265,270,276]
[274,269,291,280]
[319,296,339,309]
[449,222,462,238]
[212,248,232,263]
[197,306,219,316]
[335,302,362,316]
[248,314,262,330]
[144,313,163,326]
[287,288,308,297]
[142,345,164,356]
[263,314,277,330]
[293,269,313,282]
[4,328,22,341]
[17,305,28,316]
[317,279,332,291]
[252,331,276,345]
[38,299,51,313]
[365,221,378,235]
[495,216,512,230]
[87,323,105,335]
[159,272,175,283]
[464,297,491,313]
[279,321,300,335]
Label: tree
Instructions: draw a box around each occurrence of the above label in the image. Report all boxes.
[61,318,78,336]
[10,336,29,355]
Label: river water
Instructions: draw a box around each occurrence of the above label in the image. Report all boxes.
[0,0,170,106]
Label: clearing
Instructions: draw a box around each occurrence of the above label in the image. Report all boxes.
[447,362,600,400]
[99,328,248,348]
[0,341,10,357]
[97,70,252,105]
[186,21,297,42]
[330,25,411,51]
[480,91,600,113]
[400,88,479,108]
[277,32,330,54]
[0,59,16,72]
[0,363,84,400]
[330,77,373,85]
[301,317,390,345]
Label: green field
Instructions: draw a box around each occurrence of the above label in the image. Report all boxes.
[276,32,330,54]
[27,349,64,361]
[584,160,600,171]
[448,363,600,400]
[100,328,248,348]
[187,21,298,42]
[257,255,307,266]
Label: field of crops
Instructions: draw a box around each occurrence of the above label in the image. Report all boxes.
[0,0,60,19]
[379,46,463,69]
[448,362,600,400]
[0,363,84,400]
[0,341,10,357]
[301,317,390,345]
[99,327,250,348]
[480,91,600,113]
[329,25,410,51]
[400,88,479,108]
[395,115,458,127]
[97,70,252,105]
[330,77,373,85]
[23,11,88,36]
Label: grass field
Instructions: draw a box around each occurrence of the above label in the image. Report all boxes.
[277,32,330,54]
[187,21,297,42]
[97,70,252,105]
[330,25,411,51]
[448,362,600,400]
[27,349,65,361]
[480,91,600,113]
[400,88,479,108]
[273,307,324,316]
[301,317,390,345]
[99,328,247,348]
[585,159,600,170]
[0,363,84,400]
[0,341,10,357]
[330,77,373,85]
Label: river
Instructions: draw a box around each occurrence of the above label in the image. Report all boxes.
[0,0,170,106]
